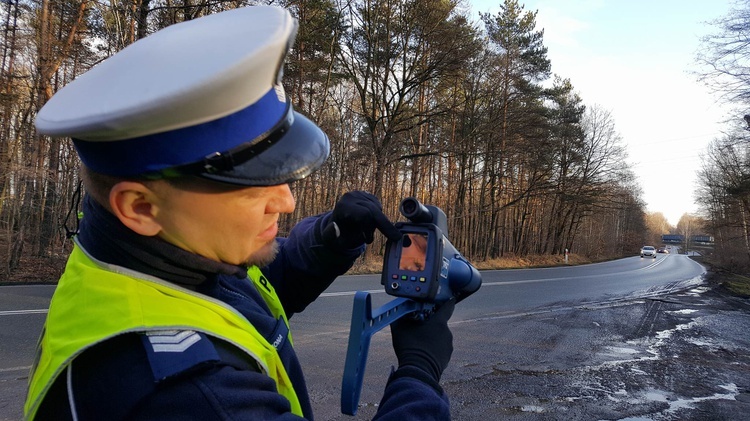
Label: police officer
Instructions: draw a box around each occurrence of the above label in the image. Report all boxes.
[25,6,454,420]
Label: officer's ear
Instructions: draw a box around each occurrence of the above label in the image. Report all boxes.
[109,181,163,236]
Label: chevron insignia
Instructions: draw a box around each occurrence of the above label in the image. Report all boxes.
[146,330,201,353]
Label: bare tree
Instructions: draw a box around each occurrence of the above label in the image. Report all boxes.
[696,0,750,106]
[0,0,652,279]
[696,126,750,266]
[337,0,475,198]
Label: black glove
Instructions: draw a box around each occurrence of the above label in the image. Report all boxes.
[390,299,455,385]
[323,191,402,250]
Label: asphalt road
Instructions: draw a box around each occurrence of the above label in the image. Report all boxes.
[3,253,748,420]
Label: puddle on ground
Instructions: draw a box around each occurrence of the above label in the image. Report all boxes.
[519,405,545,413]
[638,384,739,414]
[601,346,640,356]
[667,309,698,315]
[654,321,696,340]
[685,286,711,295]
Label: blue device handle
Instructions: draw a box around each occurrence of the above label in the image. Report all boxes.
[340,291,425,415]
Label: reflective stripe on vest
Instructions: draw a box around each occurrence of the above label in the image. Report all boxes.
[247,266,294,347]
[24,244,301,419]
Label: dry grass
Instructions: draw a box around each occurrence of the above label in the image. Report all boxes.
[347,256,386,275]
[692,256,750,298]
[4,252,592,283]
[346,253,591,275]
[719,272,750,298]
[1,255,67,285]
[473,253,591,270]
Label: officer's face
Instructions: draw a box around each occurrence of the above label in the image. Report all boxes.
[152,179,295,266]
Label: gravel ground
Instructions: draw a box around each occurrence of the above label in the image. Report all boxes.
[438,283,750,421]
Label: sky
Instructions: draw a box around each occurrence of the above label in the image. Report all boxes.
[468,0,736,226]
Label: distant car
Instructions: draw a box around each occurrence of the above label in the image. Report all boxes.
[656,246,668,253]
[640,246,657,258]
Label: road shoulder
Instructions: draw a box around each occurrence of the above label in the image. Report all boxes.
[444,281,750,420]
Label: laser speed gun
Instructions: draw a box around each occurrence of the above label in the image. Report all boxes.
[340,197,482,415]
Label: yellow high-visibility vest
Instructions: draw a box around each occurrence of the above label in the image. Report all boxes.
[24,244,301,419]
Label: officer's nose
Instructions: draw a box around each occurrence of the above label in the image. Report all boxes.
[266,183,295,214]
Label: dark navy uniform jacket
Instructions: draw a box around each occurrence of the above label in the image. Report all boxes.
[34,196,450,420]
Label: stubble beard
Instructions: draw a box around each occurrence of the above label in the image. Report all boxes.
[244,239,279,268]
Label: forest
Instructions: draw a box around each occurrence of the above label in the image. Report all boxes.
[1,0,666,281]
[694,0,750,274]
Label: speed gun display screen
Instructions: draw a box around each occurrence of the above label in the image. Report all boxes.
[399,233,428,271]
[382,228,438,301]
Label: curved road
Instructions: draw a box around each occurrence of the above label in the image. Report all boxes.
[0,253,705,419]
[304,252,704,323]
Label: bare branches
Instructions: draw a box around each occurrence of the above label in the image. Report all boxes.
[0,0,652,278]
[696,0,750,105]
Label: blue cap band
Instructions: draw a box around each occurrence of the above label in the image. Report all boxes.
[73,88,287,177]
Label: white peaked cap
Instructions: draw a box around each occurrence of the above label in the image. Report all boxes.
[35,6,329,186]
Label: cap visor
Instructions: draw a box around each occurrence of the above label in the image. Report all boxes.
[198,111,330,186]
